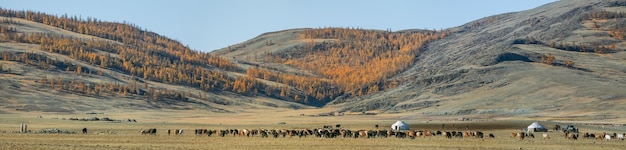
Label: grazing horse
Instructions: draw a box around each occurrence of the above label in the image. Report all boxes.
[82,128,87,134]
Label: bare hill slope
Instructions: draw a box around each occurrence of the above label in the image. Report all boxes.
[328,0,626,122]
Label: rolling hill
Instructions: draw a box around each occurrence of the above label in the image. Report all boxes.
[1,0,625,123]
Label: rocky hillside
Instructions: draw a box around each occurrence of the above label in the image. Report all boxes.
[329,0,626,121]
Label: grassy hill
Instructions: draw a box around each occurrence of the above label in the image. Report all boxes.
[1,0,625,123]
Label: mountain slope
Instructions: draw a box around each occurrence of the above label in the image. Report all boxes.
[327,0,626,122]
[0,9,311,114]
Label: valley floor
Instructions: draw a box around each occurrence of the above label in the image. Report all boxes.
[1,111,625,150]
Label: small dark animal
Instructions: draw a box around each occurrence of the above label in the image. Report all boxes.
[82,128,87,134]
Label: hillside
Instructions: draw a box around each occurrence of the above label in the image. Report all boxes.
[329,0,626,122]
[0,9,311,114]
[1,0,626,123]
[212,0,626,122]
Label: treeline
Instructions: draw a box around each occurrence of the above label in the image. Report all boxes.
[514,37,616,54]
[0,51,193,102]
[587,10,626,41]
[265,28,445,97]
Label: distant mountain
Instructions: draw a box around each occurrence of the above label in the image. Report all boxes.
[1,0,625,122]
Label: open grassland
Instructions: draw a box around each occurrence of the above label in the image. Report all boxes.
[1,114,624,150]
[2,132,625,150]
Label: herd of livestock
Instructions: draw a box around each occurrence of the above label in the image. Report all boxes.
[137,126,625,141]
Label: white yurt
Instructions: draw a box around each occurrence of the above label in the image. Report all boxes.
[527,122,548,132]
[390,120,409,131]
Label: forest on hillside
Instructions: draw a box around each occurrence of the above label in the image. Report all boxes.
[0,8,445,106]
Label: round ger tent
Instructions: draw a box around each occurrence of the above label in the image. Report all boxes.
[527,122,548,132]
[390,121,409,131]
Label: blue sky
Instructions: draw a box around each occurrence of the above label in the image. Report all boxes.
[2,0,556,52]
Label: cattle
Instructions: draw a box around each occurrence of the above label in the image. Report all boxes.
[271,130,279,138]
[195,129,204,135]
[82,128,87,134]
[565,132,578,140]
[339,129,348,138]
[595,133,605,140]
[488,133,495,138]
[517,132,526,140]
[259,129,269,138]
[219,130,228,137]
[358,130,367,138]
[377,130,388,138]
[300,129,312,138]
[395,131,406,138]
[423,130,433,137]
[366,130,377,138]
[240,129,250,137]
[510,132,517,138]
[231,129,239,137]
[553,124,561,131]
[168,129,171,136]
[197,129,207,135]
[463,131,471,138]
[617,133,624,140]
[141,128,156,135]
[175,129,183,135]
[475,131,484,138]
[605,134,612,141]
[407,130,416,139]
[542,133,550,139]
[454,131,464,138]
[443,131,452,139]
